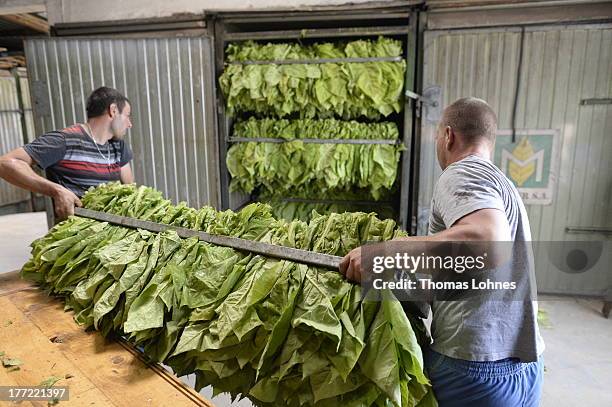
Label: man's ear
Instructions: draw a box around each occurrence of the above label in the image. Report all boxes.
[445,126,455,150]
[108,103,118,118]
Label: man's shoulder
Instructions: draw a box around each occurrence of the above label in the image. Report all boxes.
[448,155,498,173]
[59,124,84,135]
[42,124,86,143]
[57,124,87,139]
[440,155,507,185]
[436,158,479,187]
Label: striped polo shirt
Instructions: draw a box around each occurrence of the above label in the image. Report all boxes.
[24,124,133,197]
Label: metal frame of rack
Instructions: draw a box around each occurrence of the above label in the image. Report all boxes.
[227,56,403,65]
[211,8,420,230]
[227,137,400,145]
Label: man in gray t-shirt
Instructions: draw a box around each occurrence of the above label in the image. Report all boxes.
[428,154,544,362]
[340,98,544,406]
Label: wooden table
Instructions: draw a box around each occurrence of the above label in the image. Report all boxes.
[0,271,215,407]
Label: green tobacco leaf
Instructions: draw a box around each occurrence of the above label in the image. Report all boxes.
[2,357,23,367]
[39,376,62,388]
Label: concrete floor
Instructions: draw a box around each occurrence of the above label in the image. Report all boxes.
[1,212,610,407]
[0,211,48,273]
[537,297,612,406]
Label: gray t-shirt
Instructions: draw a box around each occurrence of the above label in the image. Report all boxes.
[428,154,545,362]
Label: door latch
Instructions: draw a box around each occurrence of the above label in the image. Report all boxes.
[405,85,442,124]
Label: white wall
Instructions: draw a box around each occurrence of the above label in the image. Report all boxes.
[45,0,395,25]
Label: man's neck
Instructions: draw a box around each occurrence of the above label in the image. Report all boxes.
[447,145,492,167]
[85,119,112,145]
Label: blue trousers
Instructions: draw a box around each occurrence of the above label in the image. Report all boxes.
[424,348,544,407]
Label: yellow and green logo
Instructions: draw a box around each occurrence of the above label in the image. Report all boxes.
[495,134,553,189]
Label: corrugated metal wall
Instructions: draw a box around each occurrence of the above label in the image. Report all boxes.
[24,37,220,209]
[0,69,33,207]
[18,70,36,149]
[419,24,612,295]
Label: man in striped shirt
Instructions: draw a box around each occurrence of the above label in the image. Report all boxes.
[0,86,134,220]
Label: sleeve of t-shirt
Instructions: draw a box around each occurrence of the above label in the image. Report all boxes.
[434,163,506,228]
[119,141,133,167]
[22,132,66,169]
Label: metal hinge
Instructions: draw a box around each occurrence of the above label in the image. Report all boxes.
[410,215,418,235]
[405,85,442,124]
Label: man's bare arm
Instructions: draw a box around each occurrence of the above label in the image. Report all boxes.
[120,163,134,184]
[340,209,511,282]
[395,208,512,243]
[0,148,59,195]
[0,147,81,219]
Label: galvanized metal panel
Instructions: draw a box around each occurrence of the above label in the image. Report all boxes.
[17,71,36,143]
[24,37,220,210]
[0,70,31,207]
[419,24,612,295]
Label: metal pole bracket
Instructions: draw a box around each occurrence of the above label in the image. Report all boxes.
[405,85,442,123]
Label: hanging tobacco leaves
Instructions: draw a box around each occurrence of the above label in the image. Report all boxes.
[227,118,402,200]
[219,37,406,119]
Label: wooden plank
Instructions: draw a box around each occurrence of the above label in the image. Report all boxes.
[6,281,213,407]
[0,273,213,406]
[0,13,49,34]
[0,270,36,297]
[0,56,26,67]
[0,296,114,405]
[0,1,45,15]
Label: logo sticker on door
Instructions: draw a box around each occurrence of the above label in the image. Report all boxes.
[494,130,560,205]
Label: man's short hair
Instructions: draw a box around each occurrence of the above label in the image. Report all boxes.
[86,86,130,119]
[442,97,497,143]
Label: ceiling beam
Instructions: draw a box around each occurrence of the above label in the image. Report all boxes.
[0,13,49,33]
[0,0,45,15]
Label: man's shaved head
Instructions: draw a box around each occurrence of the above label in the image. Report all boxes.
[441,97,497,143]
[435,97,498,170]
